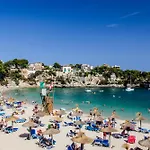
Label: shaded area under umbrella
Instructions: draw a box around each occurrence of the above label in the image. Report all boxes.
[71,132,93,150]
[5,115,19,127]
[22,120,38,140]
[101,127,118,147]
[43,128,60,146]
[138,138,150,150]
[36,110,46,117]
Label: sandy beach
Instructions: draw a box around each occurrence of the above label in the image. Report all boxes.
[0,98,149,150]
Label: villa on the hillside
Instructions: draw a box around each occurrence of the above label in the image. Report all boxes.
[81,64,93,72]
[62,65,72,74]
[28,62,44,71]
[112,65,120,69]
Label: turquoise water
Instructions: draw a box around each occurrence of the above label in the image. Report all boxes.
[5,87,150,121]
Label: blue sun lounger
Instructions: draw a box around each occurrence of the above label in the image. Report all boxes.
[0,111,5,116]
[4,127,18,133]
[138,127,149,133]
[92,138,103,146]
[102,140,109,147]
[15,118,26,123]
[31,129,38,139]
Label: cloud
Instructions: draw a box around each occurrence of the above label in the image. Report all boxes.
[120,12,140,19]
[106,24,118,28]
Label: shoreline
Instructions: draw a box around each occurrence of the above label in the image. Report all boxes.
[1,85,150,124]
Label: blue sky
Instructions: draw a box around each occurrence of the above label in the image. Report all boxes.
[0,0,150,71]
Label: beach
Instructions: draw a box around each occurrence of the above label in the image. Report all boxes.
[0,100,149,150]
[0,86,150,150]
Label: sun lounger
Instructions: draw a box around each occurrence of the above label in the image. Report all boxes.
[0,111,5,116]
[30,129,38,139]
[40,123,45,127]
[4,127,18,133]
[112,133,123,139]
[63,122,74,126]
[66,146,73,150]
[92,138,103,146]
[15,118,26,123]
[102,139,109,147]
[66,130,77,137]
[137,127,149,133]
[85,125,100,132]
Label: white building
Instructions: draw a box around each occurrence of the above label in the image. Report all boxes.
[112,65,120,69]
[81,64,93,72]
[62,66,72,74]
[28,62,44,71]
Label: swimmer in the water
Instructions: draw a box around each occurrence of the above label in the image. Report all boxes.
[103,104,106,107]
[86,101,91,104]
[121,108,124,111]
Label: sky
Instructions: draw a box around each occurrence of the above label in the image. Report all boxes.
[0,0,150,71]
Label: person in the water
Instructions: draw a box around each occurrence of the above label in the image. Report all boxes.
[121,108,124,111]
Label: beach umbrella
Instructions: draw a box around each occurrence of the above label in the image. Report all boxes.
[74,120,85,126]
[122,143,130,150]
[5,115,18,122]
[36,110,45,117]
[56,109,66,116]
[43,128,60,135]
[8,98,15,103]
[43,128,60,146]
[102,127,118,147]
[121,121,135,131]
[94,116,104,122]
[72,132,93,150]
[76,131,85,137]
[22,120,38,139]
[52,116,63,122]
[135,115,146,128]
[72,112,83,117]
[102,126,118,133]
[5,115,19,127]
[138,138,150,149]
[22,120,37,128]
[136,112,142,117]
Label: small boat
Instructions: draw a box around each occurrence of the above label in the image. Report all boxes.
[85,89,92,92]
[126,76,134,92]
[125,87,134,92]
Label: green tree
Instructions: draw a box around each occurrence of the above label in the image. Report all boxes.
[53,62,61,69]
[74,64,82,70]
[0,61,6,80]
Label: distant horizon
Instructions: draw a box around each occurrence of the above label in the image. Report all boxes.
[0,0,150,71]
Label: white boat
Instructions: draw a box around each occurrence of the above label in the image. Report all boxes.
[85,89,92,92]
[126,76,134,92]
[125,87,134,92]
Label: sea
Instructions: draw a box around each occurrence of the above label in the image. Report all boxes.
[5,87,150,122]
